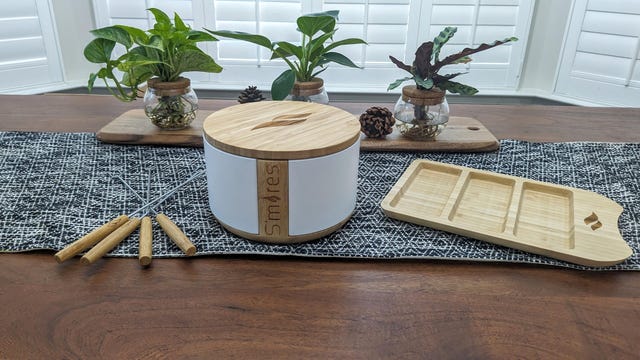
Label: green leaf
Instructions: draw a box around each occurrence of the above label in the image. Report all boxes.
[87,72,98,92]
[174,12,189,31]
[116,58,163,72]
[274,42,303,59]
[414,76,434,90]
[297,10,338,37]
[173,49,223,75]
[308,29,336,55]
[271,69,296,100]
[322,52,361,68]
[205,29,273,49]
[114,25,148,45]
[187,30,217,42]
[90,26,132,48]
[122,67,154,87]
[148,8,172,27]
[83,38,116,63]
[439,80,478,95]
[145,35,164,52]
[387,77,413,91]
[432,26,457,62]
[324,37,367,53]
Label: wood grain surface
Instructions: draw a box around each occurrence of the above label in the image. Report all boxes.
[381,160,632,267]
[360,116,499,152]
[203,101,361,160]
[97,109,500,152]
[1,94,640,359]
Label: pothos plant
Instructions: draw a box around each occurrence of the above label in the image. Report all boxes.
[388,26,518,95]
[207,10,367,100]
[84,8,222,102]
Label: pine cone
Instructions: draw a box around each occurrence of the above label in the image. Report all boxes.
[238,86,265,104]
[359,106,395,138]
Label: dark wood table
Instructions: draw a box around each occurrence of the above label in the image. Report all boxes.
[1,94,639,358]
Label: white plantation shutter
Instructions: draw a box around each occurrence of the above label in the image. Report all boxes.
[555,0,640,106]
[419,0,532,90]
[91,0,533,92]
[0,0,63,92]
[210,0,310,86]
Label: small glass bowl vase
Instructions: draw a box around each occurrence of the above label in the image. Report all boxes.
[144,77,198,130]
[393,85,449,140]
[286,77,329,104]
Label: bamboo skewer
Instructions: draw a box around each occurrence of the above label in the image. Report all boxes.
[139,216,153,266]
[80,218,142,265]
[118,174,199,257]
[155,213,197,256]
[54,215,129,263]
[55,171,203,266]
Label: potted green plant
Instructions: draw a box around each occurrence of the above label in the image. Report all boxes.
[388,27,517,139]
[84,8,222,129]
[207,10,366,103]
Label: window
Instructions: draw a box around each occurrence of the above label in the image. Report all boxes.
[555,0,640,106]
[0,0,63,93]
[91,0,533,92]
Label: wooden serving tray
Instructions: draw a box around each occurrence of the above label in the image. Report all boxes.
[96,109,498,152]
[381,160,633,267]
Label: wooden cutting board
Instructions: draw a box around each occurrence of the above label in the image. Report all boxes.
[97,108,499,152]
[381,159,633,267]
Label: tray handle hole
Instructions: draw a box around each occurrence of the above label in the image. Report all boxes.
[584,212,602,231]
[584,212,598,225]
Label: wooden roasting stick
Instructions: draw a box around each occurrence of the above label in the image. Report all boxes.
[139,216,153,266]
[54,215,129,263]
[80,218,142,265]
[155,213,196,256]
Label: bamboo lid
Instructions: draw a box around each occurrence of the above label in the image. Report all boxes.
[203,101,361,160]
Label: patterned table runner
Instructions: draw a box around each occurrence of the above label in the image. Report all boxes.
[1,132,638,270]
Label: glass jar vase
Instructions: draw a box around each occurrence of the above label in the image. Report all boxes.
[286,77,329,104]
[393,85,449,140]
[144,77,198,130]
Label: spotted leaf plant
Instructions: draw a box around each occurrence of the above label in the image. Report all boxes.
[388,27,518,95]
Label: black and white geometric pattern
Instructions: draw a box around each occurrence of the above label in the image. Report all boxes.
[1,131,638,270]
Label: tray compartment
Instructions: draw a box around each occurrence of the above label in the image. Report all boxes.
[449,173,515,233]
[514,182,575,249]
[389,162,461,217]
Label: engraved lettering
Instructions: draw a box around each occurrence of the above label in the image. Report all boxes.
[259,161,287,238]
[264,224,281,236]
[267,205,280,221]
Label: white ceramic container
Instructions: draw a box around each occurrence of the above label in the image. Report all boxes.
[202,101,361,243]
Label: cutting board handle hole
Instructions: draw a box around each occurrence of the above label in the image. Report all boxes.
[467,126,480,131]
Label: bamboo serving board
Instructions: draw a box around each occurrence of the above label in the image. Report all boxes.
[96,109,498,152]
[381,160,633,267]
